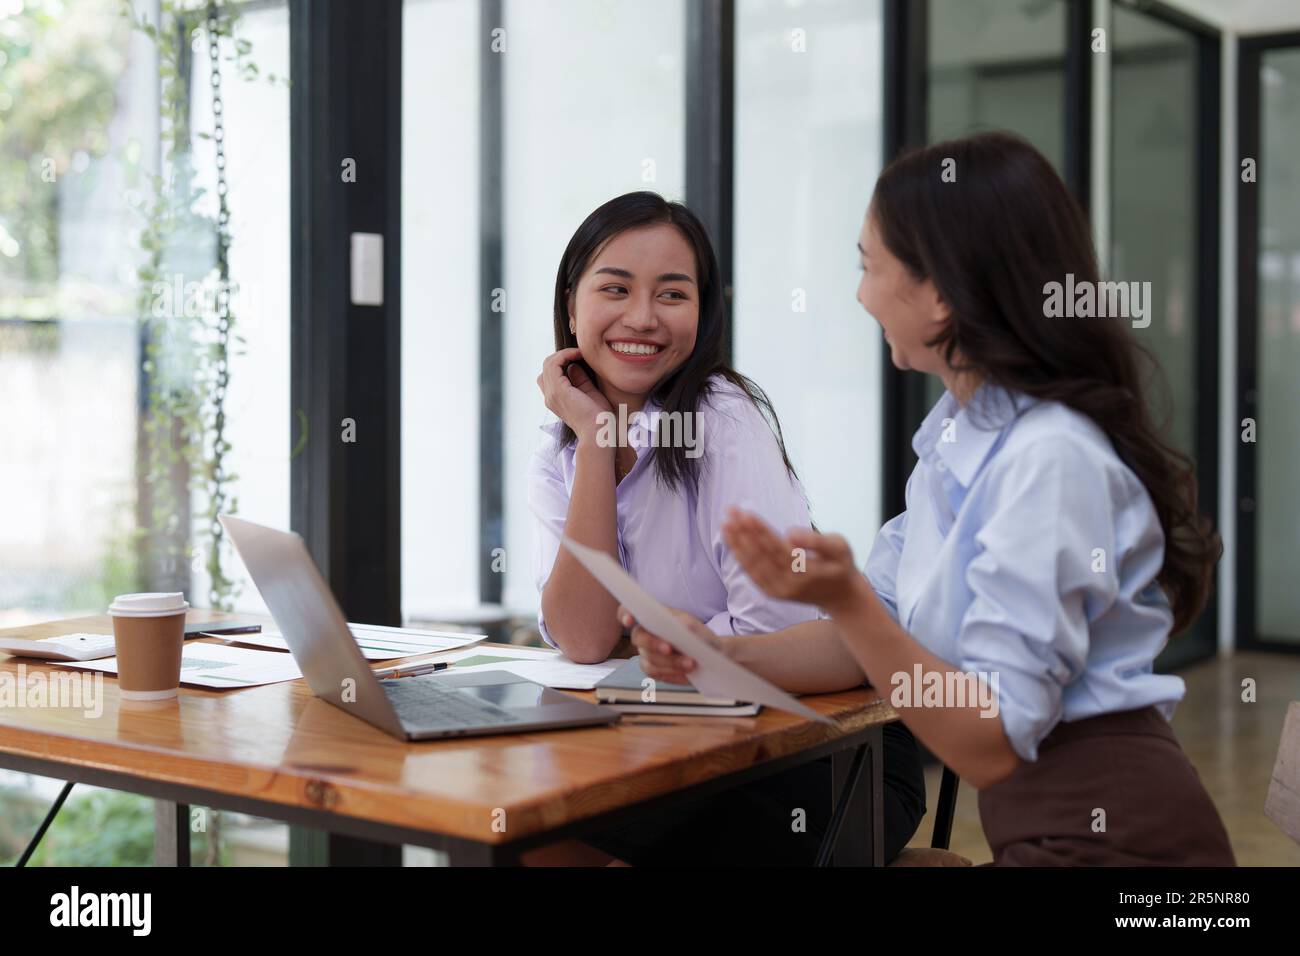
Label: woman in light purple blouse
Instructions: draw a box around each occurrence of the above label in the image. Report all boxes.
[525,191,928,866]
[530,194,810,664]
[530,358,816,649]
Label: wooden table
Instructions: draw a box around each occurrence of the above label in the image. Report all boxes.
[0,611,898,866]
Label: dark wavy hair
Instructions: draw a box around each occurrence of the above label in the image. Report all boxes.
[552,191,796,492]
[871,131,1220,635]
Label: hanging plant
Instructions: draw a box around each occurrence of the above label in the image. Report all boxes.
[120,0,279,610]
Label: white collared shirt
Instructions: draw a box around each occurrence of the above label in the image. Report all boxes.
[862,385,1185,761]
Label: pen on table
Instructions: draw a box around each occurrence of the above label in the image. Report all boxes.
[372,661,450,679]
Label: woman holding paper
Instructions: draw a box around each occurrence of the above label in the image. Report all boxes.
[526,191,934,866]
[624,133,1235,866]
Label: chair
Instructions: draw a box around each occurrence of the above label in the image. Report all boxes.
[931,764,960,849]
[1265,701,1300,846]
[815,746,963,865]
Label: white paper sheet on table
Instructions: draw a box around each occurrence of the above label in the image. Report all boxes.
[218,624,483,660]
[561,538,834,723]
[441,645,618,690]
[56,642,303,689]
[440,645,558,664]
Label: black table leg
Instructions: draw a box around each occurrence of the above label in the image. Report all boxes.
[16,780,73,867]
[153,800,191,867]
[869,724,885,865]
[826,725,885,866]
[324,834,403,865]
[444,839,517,867]
[289,829,403,865]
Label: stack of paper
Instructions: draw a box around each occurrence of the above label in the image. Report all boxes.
[220,623,483,661]
[58,643,303,689]
[444,645,620,690]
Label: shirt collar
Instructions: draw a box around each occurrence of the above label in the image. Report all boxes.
[912,382,1033,488]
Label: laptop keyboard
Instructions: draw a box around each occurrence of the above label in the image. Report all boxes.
[383,676,521,729]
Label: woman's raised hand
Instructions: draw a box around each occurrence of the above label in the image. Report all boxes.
[536,347,613,444]
[721,507,862,610]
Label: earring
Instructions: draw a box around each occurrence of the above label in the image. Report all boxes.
[569,322,576,335]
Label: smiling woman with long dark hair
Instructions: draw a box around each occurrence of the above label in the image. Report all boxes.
[531,191,806,664]
[625,134,1236,866]
[525,191,930,866]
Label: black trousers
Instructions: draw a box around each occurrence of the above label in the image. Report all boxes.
[588,721,926,866]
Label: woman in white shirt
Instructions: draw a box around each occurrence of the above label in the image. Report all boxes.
[626,133,1235,866]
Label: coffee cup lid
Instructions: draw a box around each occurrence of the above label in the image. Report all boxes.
[108,592,189,618]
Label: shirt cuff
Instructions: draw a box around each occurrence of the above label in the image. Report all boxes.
[979,666,1062,763]
[704,611,736,636]
[536,610,558,649]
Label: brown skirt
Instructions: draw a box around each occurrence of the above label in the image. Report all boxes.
[978,706,1236,866]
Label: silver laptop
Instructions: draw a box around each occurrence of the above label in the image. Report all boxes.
[219,515,619,740]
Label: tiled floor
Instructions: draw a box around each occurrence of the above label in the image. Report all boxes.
[904,650,1300,866]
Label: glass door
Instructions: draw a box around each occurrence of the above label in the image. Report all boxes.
[1239,33,1300,652]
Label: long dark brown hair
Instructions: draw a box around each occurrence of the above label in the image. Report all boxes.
[871,131,1219,634]
[552,191,797,492]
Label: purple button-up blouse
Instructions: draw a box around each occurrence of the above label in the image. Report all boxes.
[528,375,819,647]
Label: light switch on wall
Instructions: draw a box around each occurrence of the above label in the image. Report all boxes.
[350,232,384,306]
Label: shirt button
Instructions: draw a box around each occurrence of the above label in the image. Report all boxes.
[935,460,947,472]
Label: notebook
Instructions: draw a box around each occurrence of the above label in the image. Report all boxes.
[603,701,761,717]
[594,656,757,711]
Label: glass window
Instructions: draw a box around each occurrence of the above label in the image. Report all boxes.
[1110,6,1198,458]
[928,0,1067,170]
[1109,7,1223,664]
[733,0,885,555]
[188,0,292,613]
[500,0,686,614]
[0,1,147,626]
[1255,46,1300,642]
[401,0,481,621]
[0,0,291,867]
[923,0,1068,410]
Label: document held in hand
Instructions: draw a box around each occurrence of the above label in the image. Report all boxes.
[561,538,834,724]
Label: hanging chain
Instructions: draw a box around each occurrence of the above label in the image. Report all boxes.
[205,1,232,608]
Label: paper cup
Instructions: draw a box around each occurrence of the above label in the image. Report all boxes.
[108,593,188,701]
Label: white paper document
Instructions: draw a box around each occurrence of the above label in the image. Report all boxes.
[58,642,303,689]
[561,538,834,723]
[443,645,619,690]
[218,624,484,660]
[441,646,557,664]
